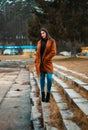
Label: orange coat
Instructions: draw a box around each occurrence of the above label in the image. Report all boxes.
[35,39,56,77]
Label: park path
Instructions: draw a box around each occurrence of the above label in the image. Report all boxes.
[0,67,32,130]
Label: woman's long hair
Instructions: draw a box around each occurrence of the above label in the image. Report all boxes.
[40,27,54,41]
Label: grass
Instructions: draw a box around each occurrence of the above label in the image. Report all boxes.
[53,55,88,62]
[49,97,64,130]
[0,55,30,60]
[53,56,88,76]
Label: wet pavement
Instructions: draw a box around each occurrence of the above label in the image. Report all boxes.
[0,64,32,130]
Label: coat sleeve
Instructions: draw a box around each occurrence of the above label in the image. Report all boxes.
[35,42,40,77]
[44,40,56,61]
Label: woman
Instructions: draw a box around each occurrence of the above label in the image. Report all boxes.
[35,27,56,102]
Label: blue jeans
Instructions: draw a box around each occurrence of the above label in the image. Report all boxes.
[40,72,53,93]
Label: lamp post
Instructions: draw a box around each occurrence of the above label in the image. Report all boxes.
[30,41,32,58]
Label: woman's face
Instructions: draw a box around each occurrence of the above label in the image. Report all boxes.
[41,31,47,39]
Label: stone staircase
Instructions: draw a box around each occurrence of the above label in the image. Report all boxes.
[29,63,88,130]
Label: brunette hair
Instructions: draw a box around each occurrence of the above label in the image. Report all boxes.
[40,27,54,41]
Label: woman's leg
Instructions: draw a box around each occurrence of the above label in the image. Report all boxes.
[46,73,52,102]
[40,72,45,92]
[40,72,46,102]
[47,73,52,93]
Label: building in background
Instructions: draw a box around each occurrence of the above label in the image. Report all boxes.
[21,45,36,56]
[0,45,36,56]
[81,47,88,56]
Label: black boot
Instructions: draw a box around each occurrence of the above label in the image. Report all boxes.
[41,92,45,102]
[46,92,50,102]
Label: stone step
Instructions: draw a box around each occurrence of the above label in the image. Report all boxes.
[34,72,58,130]
[51,87,81,130]
[63,120,81,130]
[53,75,88,117]
[34,72,81,130]
[53,63,88,79]
[46,125,59,130]
[54,68,88,92]
[31,105,43,130]
[15,69,30,84]
[41,102,50,129]
[0,73,5,78]
[0,70,19,104]
[29,72,43,130]
[53,75,69,89]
